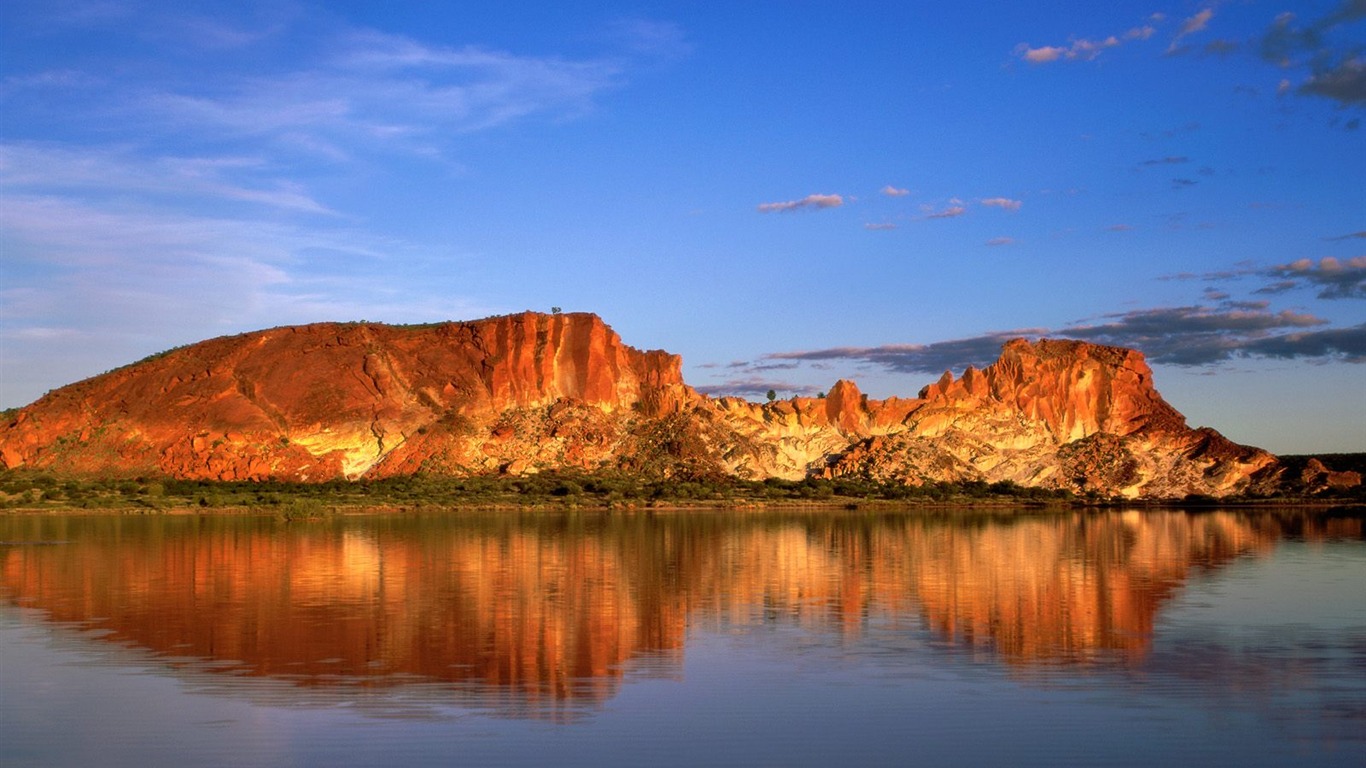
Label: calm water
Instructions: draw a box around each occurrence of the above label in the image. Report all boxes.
[2,509,1363,767]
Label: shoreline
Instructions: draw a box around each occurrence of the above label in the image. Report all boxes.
[3,496,1361,517]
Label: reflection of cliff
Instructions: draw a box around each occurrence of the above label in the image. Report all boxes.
[1,512,1356,706]
[0,517,679,710]
[907,513,1277,664]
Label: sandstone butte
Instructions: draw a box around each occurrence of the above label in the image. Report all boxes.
[0,310,1331,499]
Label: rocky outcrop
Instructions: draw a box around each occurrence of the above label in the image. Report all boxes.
[703,338,1279,498]
[0,312,1298,498]
[1299,458,1363,493]
[0,312,692,481]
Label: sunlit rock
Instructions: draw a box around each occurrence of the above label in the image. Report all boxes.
[0,312,1305,498]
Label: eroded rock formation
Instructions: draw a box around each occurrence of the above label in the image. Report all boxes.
[0,311,1297,497]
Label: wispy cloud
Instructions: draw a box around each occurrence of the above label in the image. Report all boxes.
[1300,58,1366,105]
[865,222,897,231]
[693,377,820,398]
[757,193,844,213]
[1163,255,1366,301]
[1016,19,1159,64]
[980,197,1022,211]
[0,191,497,405]
[605,18,692,60]
[986,237,1016,247]
[1140,156,1190,166]
[2,17,630,162]
[744,255,1366,377]
[925,206,966,219]
[1268,256,1366,299]
[1057,303,1330,365]
[1261,3,1366,107]
[1181,9,1215,36]
[920,199,967,219]
[767,331,1044,375]
[757,301,1359,374]
[1203,39,1241,57]
[880,185,910,197]
[1166,8,1216,54]
[0,143,336,215]
[141,31,623,153]
[0,8,660,407]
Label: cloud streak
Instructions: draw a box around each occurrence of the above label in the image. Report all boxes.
[757,193,844,213]
[0,143,336,215]
[767,331,1044,375]
[1261,3,1366,107]
[1167,8,1216,53]
[693,377,820,398]
[754,300,1362,377]
[980,197,1022,211]
[1268,256,1366,300]
[0,8,676,407]
[1163,256,1366,301]
[1016,19,1158,64]
[1140,156,1190,166]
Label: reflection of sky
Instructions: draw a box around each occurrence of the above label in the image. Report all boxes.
[7,572,1366,768]
[1161,541,1366,630]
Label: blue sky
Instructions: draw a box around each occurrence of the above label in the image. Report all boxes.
[1,1,1363,453]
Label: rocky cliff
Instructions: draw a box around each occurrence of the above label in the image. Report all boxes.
[0,312,1288,498]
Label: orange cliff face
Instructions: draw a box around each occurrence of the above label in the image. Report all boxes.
[0,312,694,481]
[914,338,1187,442]
[0,313,1292,497]
[711,338,1279,498]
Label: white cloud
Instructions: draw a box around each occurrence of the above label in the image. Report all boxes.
[925,206,966,219]
[1020,45,1066,63]
[1180,9,1214,36]
[1017,16,1168,64]
[980,197,1022,211]
[0,143,336,215]
[0,9,679,407]
[1017,36,1121,64]
[0,193,495,407]
[881,185,910,197]
[921,198,967,219]
[1167,8,1216,54]
[757,193,845,213]
[147,43,619,150]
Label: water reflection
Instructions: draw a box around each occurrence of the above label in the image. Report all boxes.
[2,509,1361,718]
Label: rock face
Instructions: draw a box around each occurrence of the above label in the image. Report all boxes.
[0,312,1290,498]
[0,313,691,482]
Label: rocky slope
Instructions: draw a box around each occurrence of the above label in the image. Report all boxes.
[0,311,1289,498]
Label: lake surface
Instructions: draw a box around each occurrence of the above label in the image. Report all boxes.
[2,508,1364,767]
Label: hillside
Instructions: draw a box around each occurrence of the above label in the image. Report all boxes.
[0,311,1302,499]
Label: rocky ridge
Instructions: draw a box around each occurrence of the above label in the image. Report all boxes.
[1,311,1292,498]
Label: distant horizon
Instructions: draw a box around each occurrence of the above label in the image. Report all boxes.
[2,1,1362,454]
